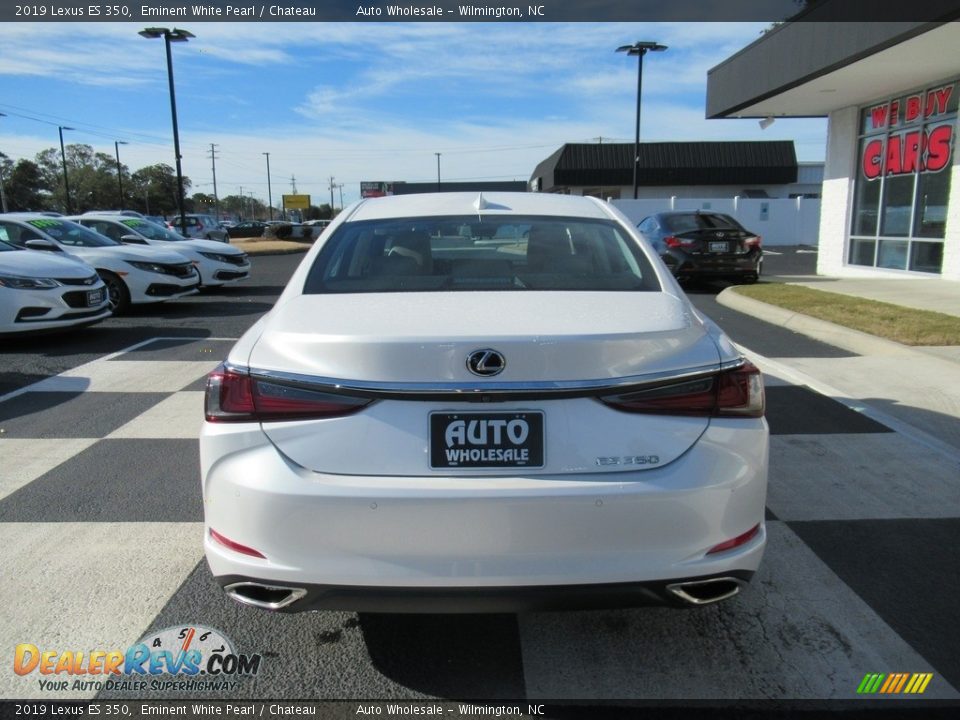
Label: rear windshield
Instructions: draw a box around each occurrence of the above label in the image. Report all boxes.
[662,213,742,233]
[302,215,660,293]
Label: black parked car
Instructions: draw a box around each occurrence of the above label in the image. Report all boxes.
[226,221,269,239]
[637,211,762,284]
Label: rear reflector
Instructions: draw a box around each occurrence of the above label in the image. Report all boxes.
[205,363,373,422]
[707,523,761,555]
[600,362,764,418]
[209,528,267,559]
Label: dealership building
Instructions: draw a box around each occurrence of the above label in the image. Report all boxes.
[707,17,960,280]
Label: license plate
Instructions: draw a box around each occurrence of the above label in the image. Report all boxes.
[86,288,105,306]
[709,241,729,253]
[429,412,544,469]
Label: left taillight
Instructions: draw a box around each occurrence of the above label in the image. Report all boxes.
[205,363,373,422]
[599,362,764,418]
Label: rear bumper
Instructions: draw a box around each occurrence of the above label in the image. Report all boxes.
[665,250,762,278]
[200,417,768,611]
[216,570,756,613]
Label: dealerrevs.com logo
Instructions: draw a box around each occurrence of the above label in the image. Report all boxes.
[14,625,262,693]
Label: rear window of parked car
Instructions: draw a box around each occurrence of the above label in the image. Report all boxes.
[662,213,743,233]
[303,215,660,293]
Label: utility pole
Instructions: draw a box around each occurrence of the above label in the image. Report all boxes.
[329,176,335,209]
[208,143,220,220]
[262,152,273,220]
[238,185,243,220]
[337,183,344,210]
[435,152,441,192]
[290,175,297,194]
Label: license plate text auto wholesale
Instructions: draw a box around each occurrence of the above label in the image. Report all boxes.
[86,288,105,306]
[709,241,729,253]
[430,411,545,468]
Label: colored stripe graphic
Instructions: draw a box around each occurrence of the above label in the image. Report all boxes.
[857,673,933,694]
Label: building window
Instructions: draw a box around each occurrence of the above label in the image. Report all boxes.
[849,79,958,274]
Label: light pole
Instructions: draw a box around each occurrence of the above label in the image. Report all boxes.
[262,152,273,220]
[616,41,667,199]
[139,26,194,235]
[435,152,441,192]
[58,125,75,213]
[114,140,129,209]
[0,113,7,213]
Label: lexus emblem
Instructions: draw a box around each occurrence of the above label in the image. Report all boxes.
[467,349,506,377]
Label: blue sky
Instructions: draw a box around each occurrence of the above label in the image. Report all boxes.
[0,21,827,208]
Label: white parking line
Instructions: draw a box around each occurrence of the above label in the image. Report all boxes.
[0,336,239,404]
[740,346,960,465]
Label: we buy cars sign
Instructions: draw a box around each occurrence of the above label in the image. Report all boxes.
[861,82,955,180]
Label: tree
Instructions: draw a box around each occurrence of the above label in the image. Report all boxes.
[3,158,52,212]
[35,144,121,212]
[191,192,217,216]
[128,163,192,217]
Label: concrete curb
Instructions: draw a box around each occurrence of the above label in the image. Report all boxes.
[243,246,310,257]
[230,241,311,257]
[717,286,920,357]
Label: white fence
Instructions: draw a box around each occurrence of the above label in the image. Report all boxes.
[612,197,822,246]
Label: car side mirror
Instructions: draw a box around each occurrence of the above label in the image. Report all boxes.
[25,239,61,252]
[120,234,147,244]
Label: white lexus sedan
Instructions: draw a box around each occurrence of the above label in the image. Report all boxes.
[0,238,111,335]
[200,192,768,613]
[69,215,251,288]
[0,215,199,313]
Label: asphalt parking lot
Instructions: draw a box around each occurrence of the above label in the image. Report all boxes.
[1,247,957,710]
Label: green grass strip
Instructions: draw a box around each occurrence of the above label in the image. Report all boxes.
[734,283,960,346]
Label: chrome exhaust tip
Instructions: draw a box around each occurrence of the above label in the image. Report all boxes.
[224,581,307,610]
[666,577,744,606]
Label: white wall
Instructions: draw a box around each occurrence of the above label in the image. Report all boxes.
[612,196,822,246]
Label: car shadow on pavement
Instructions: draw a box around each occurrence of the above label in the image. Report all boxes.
[201,284,289,297]
[358,612,527,699]
[125,299,276,319]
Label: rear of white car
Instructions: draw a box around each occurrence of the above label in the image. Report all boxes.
[200,193,768,612]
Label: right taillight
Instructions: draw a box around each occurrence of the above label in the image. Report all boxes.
[744,235,762,248]
[664,235,696,249]
[205,363,373,422]
[599,362,764,418]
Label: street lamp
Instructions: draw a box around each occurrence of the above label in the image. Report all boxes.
[58,125,75,213]
[0,112,7,213]
[263,152,273,221]
[616,40,667,199]
[139,26,194,235]
[435,152,442,192]
[114,140,129,209]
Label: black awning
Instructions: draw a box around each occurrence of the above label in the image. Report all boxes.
[548,141,797,187]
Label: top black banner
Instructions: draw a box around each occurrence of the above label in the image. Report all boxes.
[4,0,960,23]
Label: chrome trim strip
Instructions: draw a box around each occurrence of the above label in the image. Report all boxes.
[224,357,746,398]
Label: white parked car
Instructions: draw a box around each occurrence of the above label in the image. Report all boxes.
[0,215,199,313]
[0,237,110,335]
[200,192,768,613]
[69,215,251,288]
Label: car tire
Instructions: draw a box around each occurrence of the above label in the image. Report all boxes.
[100,270,131,314]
